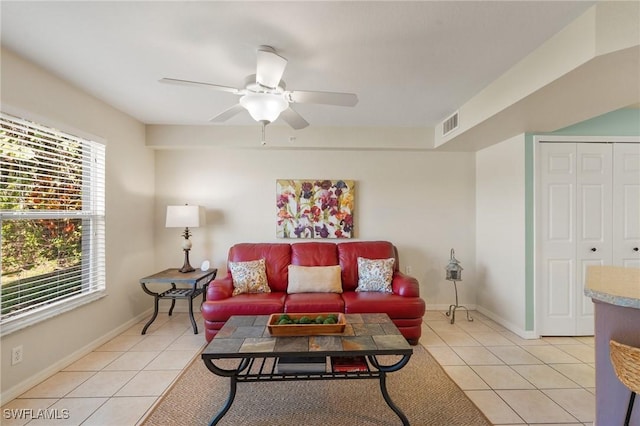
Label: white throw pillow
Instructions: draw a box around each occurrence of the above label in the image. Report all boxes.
[287,265,343,294]
[355,257,395,293]
[229,258,271,296]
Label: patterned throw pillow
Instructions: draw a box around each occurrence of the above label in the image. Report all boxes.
[355,257,395,293]
[229,258,271,296]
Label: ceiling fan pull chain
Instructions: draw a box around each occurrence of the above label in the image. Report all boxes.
[261,120,267,145]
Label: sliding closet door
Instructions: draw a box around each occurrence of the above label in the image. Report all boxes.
[539,143,578,335]
[575,143,612,335]
[538,142,611,336]
[613,143,640,268]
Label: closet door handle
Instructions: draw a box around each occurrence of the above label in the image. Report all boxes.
[591,248,597,252]
[634,247,639,252]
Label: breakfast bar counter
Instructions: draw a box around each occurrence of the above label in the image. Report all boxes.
[585,266,640,425]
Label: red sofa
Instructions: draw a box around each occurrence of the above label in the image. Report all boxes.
[201,241,425,345]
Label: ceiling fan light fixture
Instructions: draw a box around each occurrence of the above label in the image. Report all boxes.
[164,46,357,129]
[240,92,288,123]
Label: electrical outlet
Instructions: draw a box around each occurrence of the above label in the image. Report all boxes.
[11,345,23,365]
[405,265,412,275]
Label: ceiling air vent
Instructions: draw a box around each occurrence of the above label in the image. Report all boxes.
[442,111,459,136]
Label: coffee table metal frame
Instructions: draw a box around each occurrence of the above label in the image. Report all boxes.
[201,314,413,426]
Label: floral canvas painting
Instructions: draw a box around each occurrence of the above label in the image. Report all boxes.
[276,179,355,239]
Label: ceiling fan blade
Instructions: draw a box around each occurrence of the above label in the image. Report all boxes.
[280,107,309,130]
[210,104,246,122]
[287,90,358,107]
[256,47,287,89]
[160,77,240,94]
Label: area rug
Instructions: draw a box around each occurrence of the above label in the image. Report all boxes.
[142,344,491,425]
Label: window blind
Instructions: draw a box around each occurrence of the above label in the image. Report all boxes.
[0,112,106,333]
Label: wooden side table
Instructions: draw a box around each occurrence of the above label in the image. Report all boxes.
[139,268,217,335]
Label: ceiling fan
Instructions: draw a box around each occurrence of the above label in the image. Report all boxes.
[160,46,358,132]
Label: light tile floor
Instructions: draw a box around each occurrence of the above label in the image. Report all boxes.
[421,310,595,426]
[2,310,595,425]
[2,313,205,426]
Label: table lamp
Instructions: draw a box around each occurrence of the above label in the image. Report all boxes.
[166,204,201,273]
[445,248,473,324]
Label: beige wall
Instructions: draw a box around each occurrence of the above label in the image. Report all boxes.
[476,134,527,333]
[150,140,476,311]
[0,48,156,399]
[1,0,636,401]
[0,44,476,400]
[436,2,640,152]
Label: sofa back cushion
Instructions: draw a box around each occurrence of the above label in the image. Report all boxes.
[291,242,339,266]
[228,243,291,292]
[338,241,398,291]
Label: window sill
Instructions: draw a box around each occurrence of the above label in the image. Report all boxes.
[1,290,107,337]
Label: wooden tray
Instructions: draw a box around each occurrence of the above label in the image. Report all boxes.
[267,312,346,336]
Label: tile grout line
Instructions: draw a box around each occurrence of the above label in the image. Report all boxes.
[423,313,592,425]
[5,312,593,426]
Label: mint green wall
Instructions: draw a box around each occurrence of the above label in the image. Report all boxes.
[550,107,640,136]
[525,107,639,332]
[525,134,534,331]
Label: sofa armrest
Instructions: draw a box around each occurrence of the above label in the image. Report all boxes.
[392,272,420,297]
[206,276,234,301]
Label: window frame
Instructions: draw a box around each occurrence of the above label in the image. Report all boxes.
[0,109,106,336]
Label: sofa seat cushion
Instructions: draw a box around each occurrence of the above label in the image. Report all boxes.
[201,293,286,322]
[284,293,345,313]
[342,291,425,319]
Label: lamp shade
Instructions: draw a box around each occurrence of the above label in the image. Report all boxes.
[240,92,288,123]
[165,205,201,228]
[445,248,463,281]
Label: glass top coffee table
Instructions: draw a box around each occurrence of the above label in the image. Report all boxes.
[201,313,413,425]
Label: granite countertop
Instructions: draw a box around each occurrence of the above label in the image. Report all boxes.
[585,265,640,309]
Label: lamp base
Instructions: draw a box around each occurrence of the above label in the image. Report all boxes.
[444,280,473,324]
[178,248,195,273]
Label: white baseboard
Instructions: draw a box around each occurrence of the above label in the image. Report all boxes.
[1,309,153,404]
[475,306,539,339]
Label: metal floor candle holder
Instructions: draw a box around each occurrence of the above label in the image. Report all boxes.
[445,280,473,324]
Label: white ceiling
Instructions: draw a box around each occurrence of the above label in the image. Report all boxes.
[1,1,596,128]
